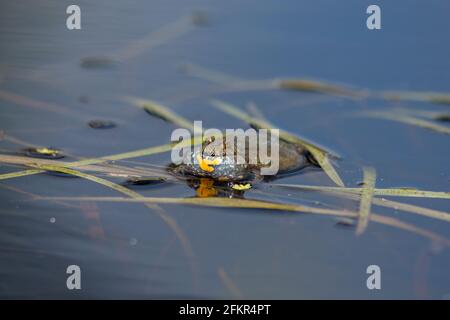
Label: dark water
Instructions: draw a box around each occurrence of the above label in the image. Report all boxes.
[0,0,449,299]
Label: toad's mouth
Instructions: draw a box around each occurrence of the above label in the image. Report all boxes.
[196,154,222,172]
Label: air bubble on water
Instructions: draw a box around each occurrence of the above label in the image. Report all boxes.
[50,217,56,223]
[129,238,138,246]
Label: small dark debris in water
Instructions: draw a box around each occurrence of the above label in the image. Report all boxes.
[80,57,117,69]
[335,218,355,228]
[24,147,64,159]
[124,177,167,187]
[356,181,365,187]
[143,107,171,123]
[88,119,117,129]
[191,11,209,26]
[434,114,450,122]
[177,64,189,74]
[78,95,90,104]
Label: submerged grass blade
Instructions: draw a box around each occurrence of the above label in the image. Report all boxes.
[383,91,450,106]
[218,267,243,299]
[28,164,195,265]
[356,167,376,235]
[112,15,194,62]
[181,63,252,86]
[362,111,450,135]
[211,99,344,186]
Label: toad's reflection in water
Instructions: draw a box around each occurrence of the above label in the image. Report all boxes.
[187,178,247,198]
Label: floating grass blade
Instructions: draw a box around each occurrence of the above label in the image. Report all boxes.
[0,154,172,180]
[0,169,43,180]
[211,99,344,186]
[182,63,364,98]
[273,183,450,223]
[356,167,376,235]
[273,184,450,200]
[38,195,355,217]
[0,141,181,181]
[277,79,364,98]
[37,196,450,246]
[383,91,450,106]
[362,111,450,135]
[28,164,150,199]
[125,97,196,131]
[371,197,450,223]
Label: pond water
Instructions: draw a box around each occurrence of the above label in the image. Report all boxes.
[0,0,449,299]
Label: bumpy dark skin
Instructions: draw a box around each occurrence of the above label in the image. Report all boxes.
[170,134,309,182]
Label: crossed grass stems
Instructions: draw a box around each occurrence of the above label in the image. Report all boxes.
[1,14,450,296]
